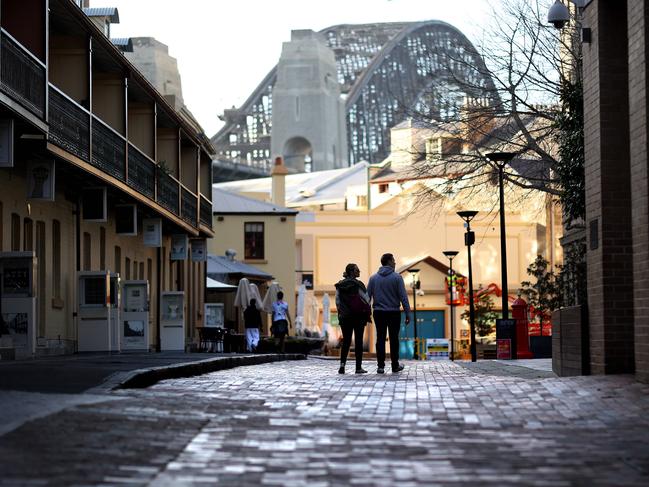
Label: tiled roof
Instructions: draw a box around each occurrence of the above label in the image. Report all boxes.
[207,255,273,280]
[211,188,298,215]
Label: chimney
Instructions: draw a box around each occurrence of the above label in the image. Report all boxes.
[271,156,288,206]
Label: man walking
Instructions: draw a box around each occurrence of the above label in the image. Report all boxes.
[367,253,411,374]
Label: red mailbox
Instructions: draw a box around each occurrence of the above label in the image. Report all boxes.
[511,297,534,359]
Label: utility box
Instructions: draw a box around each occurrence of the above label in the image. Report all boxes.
[77,271,121,352]
[0,252,37,359]
[121,280,149,351]
[160,291,185,351]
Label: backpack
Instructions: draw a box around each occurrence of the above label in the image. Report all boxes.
[346,291,371,317]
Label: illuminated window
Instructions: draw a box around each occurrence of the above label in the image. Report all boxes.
[244,222,264,259]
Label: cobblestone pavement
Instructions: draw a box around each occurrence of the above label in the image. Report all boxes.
[1,359,649,486]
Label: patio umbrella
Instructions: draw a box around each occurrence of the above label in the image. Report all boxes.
[234,278,252,309]
[262,281,282,313]
[248,282,263,310]
[322,293,331,337]
[295,284,307,334]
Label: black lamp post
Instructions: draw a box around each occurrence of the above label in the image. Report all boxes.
[443,250,459,361]
[486,152,517,320]
[457,210,478,362]
[409,268,420,360]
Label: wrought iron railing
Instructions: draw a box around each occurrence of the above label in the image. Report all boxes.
[181,187,197,226]
[200,195,212,228]
[0,30,45,119]
[157,168,180,215]
[127,144,156,199]
[48,85,90,161]
[91,116,125,181]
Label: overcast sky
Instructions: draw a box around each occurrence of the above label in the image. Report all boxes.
[105,0,490,137]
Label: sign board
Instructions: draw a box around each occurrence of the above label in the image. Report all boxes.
[142,218,162,247]
[496,318,517,359]
[170,234,188,260]
[0,119,14,167]
[27,160,55,201]
[204,303,224,327]
[426,338,449,360]
[191,239,207,262]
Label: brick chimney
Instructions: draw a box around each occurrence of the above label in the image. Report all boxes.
[271,156,288,206]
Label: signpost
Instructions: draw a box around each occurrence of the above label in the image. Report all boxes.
[496,318,517,360]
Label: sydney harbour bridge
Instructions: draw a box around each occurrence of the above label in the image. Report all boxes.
[211,20,498,180]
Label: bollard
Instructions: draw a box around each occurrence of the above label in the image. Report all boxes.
[511,297,534,359]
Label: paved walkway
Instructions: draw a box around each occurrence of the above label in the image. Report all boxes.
[0,359,648,486]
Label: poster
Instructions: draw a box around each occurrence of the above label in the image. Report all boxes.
[170,234,188,260]
[1,313,28,349]
[123,320,146,348]
[426,338,449,360]
[191,239,207,262]
[27,160,55,201]
[204,304,224,327]
[142,218,162,247]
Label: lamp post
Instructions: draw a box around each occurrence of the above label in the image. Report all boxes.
[443,250,459,361]
[409,268,420,360]
[457,210,478,362]
[486,152,517,320]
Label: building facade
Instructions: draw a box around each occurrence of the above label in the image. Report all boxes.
[0,0,213,355]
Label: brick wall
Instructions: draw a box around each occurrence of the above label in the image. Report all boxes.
[583,0,635,374]
[552,306,590,376]
[628,2,649,383]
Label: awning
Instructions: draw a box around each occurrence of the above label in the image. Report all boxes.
[206,277,237,291]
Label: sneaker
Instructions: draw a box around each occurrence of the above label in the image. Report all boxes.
[338,365,345,374]
[377,367,385,374]
[355,368,368,374]
[392,364,405,373]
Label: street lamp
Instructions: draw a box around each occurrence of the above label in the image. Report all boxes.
[409,268,420,360]
[443,250,459,361]
[457,210,478,362]
[486,151,516,321]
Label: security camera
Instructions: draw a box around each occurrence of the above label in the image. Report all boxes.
[547,0,570,29]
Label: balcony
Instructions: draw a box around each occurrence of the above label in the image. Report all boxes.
[157,168,180,215]
[200,195,212,229]
[181,186,197,226]
[127,144,156,200]
[49,85,90,161]
[0,29,46,120]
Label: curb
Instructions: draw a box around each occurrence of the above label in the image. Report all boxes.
[113,354,306,390]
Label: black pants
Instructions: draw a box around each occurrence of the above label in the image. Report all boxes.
[340,315,365,369]
[374,310,401,369]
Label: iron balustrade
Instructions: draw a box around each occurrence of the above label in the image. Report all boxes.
[127,144,156,199]
[91,116,125,181]
[200,195,212,228]
[157,168,180,215]
[181,187,198,226]
[0,29,45,119]
[48,85,90,161]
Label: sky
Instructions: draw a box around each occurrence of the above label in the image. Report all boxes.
[105,0,490,138]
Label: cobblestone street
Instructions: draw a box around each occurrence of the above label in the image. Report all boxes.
[1,359,649,486]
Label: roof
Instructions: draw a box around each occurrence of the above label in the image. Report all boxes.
[111,38,133,52]
[397,256,464,277]
[213,162,369,208]
[211,188,298,215]
[82,7,119,22]
[207,255,273,280]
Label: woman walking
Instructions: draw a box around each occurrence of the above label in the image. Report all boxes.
[271,291,291,353]
[335,263,371,374]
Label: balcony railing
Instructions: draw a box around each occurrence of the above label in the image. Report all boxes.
[127,144,156,199]
[0,29,45,119]
[181,186,197,226]
[200,195,212,229]
[157,169,180,215]
[48,85,90,162]
[92,117,125,181]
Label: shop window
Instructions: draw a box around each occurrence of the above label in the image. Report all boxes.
[52,220,61,299]
[244,222,264,259]
[100,227,106,269]
[23,218,33,251]
[114,246,121,275]
[11,213,19,251]
[83,232,91,271]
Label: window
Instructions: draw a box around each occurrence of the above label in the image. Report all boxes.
[36,222,46,334]
[244,222,264,259]
[356,195,367,207]
[125,257,131,280]
[133,260,138,280]
[139,262,144,280]
[52,220,61,299]
[23,218,33,251]
[0,201,3,251]
[100,227,106,269]
[114,246,121,276]
[83,232,91,270]
[147,259,152,284]
[378,183,389,194]
[11,213,19,251]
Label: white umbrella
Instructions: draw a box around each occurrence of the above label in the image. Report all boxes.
[322,293,331,337]
[234,277,252,308]
[295,284,307,334]
[262,281,282,313]
[248,282,263,310]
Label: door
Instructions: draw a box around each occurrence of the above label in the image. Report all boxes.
[398,310,445,359]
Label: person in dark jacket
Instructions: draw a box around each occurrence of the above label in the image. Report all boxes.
[335,263,371,374]
[367,253,411,374]
[244,298,262,352]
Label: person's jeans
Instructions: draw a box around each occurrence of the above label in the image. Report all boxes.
[245,328,260,351]
[373,310,401,369]
[340,315,365,369]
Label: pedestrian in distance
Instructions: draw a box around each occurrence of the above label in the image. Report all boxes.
[243,298,262,352]
[367,253,411,374]
[335,263,371,374]
[271,291,292,353]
